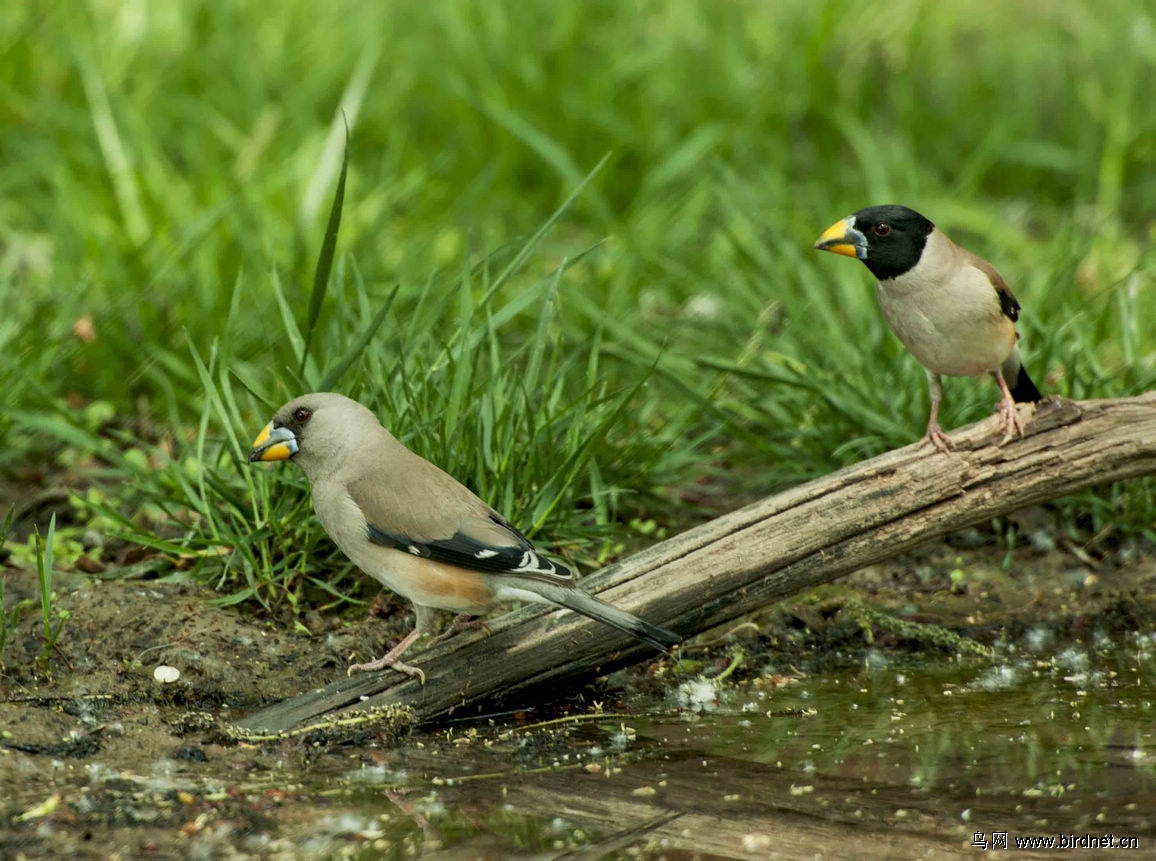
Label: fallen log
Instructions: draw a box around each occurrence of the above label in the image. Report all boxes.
[236,393,1156,734]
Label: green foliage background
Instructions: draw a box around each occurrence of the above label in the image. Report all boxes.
[2,1,1153,607]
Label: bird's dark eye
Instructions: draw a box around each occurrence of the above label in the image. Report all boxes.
[873,223,891,237]
[293,407,312,423]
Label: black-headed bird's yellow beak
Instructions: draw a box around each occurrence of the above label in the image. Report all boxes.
[248,422,299,463]
[814,215,868,260]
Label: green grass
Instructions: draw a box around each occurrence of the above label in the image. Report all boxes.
[2,1,1155,613]
[32,513,69,673]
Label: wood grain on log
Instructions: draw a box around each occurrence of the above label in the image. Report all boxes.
[236,394,1156,734]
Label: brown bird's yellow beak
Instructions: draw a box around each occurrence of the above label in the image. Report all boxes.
[814,215,868,260]
[248,422,299,463]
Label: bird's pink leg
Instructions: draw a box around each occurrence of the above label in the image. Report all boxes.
[347,626,426,681]
[921,370,953,453]
[992,369,1024,443]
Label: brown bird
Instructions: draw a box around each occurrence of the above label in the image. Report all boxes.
[248,393,679,678]
[814,205,1042,451]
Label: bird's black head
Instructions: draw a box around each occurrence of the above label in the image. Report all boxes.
[815,204,935,281]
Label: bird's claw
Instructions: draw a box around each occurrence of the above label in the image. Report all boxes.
[347,655,426,683]
[995,398,1024,445]
[432,614,491,645]
[922,423,953,453]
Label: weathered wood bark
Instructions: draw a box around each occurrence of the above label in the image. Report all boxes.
[237,394,1156,734]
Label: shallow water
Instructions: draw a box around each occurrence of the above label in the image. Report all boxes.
[675,638,1156,801]
[284,632,1156,857]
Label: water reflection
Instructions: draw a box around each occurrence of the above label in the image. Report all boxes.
[319,637,1155,856]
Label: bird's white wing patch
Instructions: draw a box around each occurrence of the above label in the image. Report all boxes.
[507,549,562,577]
[365,522,575,581]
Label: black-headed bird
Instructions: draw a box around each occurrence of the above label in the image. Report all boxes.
[815,205,1042,451]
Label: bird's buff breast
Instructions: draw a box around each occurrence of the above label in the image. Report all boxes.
[876,267,1015,377]
[311,487,496,613]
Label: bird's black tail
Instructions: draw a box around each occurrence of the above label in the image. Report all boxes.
[1002,347,1043,403]
[1009,364,1043,403]
[529,581,680,653]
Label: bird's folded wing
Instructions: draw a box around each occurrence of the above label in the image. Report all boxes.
[347,472,574,582]
[364,519,573,579]
[965,251,1020,322]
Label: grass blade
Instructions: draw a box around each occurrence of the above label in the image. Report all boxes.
[299,125,349,376]
[478,152,611,309]
[318,283,400,392]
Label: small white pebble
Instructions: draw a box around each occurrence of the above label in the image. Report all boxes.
[153,665,180,684]
[742,834,772,851]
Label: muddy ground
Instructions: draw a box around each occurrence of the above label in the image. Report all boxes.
[2,513,1155,858]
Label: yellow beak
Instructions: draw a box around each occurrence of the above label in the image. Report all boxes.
[814,216,868,260]
[248,422,299,463]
